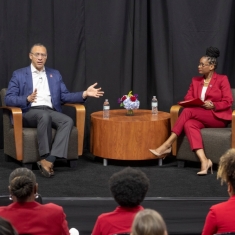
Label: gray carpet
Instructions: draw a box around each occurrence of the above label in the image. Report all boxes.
[0,149,228,198]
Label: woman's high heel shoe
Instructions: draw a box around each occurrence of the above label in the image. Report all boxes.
[197,159,213,175]
[149,147,172,159]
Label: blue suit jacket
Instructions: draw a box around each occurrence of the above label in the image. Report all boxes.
[5,66,85,113]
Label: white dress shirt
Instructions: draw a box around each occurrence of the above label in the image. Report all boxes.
[30,64,53,108]
[201,86,208,101]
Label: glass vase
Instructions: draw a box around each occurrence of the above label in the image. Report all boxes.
[126,109,134,116]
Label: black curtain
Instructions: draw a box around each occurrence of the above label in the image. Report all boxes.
[0,0,235,150]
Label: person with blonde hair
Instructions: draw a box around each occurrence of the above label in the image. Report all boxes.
[202,148,235,235]
[131,209,168,235]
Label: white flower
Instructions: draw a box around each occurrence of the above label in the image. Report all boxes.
[123,97,140,110]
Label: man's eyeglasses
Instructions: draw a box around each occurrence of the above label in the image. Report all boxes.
[198,63,209,67]
[30,53,47,58]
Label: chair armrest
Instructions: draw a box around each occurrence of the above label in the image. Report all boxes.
[0,106,23,161]
[63,103,86,156]
[170,104,183,156]
[232,109,235,148]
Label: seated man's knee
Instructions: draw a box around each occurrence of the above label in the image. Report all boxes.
[65,116,74,128]
[39,113,52,124]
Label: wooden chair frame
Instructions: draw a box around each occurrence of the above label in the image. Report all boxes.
[1,102,85,161]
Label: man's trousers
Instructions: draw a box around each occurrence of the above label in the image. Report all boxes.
[23,106,74,158]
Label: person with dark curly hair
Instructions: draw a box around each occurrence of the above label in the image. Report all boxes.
[0,217,18,235]
[131,209,168,235]
[150,46,233,175]
[0,168,71,235]
[202,148,235,235]
[92,167,149,235]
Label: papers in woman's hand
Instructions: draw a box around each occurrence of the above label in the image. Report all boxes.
[178,98,204,107]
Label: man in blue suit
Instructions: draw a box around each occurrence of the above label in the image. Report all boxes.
[5,43,104,177]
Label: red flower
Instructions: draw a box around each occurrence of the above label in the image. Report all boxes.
[130,96,136,101]
[121,95,127,101]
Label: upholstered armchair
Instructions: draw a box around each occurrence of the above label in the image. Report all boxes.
[170,89,235,165]
[0,88,85,169]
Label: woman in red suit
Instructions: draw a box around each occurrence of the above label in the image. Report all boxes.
[202,148,235,234]
[0,168,70,235]
[150,47,233,175]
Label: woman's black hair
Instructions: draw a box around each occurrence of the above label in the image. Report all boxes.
[9,168,36,202]
[109,167,149,207]
[204,46,220,69]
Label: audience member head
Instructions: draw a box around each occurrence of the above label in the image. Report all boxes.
[217,148,235,196]
[0,217,18,235]
[131,209,167,235]
[109,167,149,207]
[8,168,38,203]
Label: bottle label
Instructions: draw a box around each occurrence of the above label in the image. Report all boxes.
[152,102,158,107]
[103,106,110,110]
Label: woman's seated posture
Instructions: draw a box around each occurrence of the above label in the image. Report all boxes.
[202,148,235,235]
[131,209,168,235]
[0,168,70,235]
[150,47,233,175]
[92,167,149,235]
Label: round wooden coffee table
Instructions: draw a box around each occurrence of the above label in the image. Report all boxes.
[90,109,170,165]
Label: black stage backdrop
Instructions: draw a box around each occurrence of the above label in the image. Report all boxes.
[0,0,235,150]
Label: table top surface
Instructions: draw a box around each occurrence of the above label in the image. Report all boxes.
[91,109,170,122]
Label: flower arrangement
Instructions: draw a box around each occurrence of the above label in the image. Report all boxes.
[118,91,140,112]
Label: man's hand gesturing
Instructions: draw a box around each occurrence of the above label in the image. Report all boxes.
[27,89,37,103]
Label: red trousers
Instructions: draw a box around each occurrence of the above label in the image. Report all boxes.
[172,107,229,150]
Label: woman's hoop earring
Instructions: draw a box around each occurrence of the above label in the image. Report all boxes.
[34,192,39,199]
[9,195,13,201]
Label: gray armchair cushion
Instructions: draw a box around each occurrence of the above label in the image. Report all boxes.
[177,128,231,164]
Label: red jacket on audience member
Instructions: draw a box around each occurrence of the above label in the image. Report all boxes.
[0,201,70,235]
[92,205,144,235]
[202,195,235,235]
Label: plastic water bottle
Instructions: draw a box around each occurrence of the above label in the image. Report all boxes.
[103,99,110,119]
[152,96,158,114]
